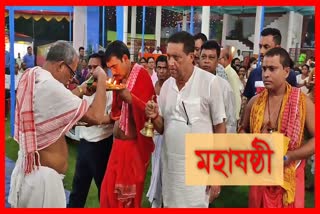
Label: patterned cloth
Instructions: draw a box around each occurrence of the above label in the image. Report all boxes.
[100,64,155,208]
[14,67,88,174]
[250,83,306,207]
[9,67,88,207]
[119,64,140,135]
[216,63,229,81]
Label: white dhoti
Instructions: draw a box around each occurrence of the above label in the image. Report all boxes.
[9,153,66,208]
[146,132,163,208]
[19,167,65,208]
[162,121,208,208]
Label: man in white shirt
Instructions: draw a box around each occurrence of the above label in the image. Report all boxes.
[199,40,237,133]
[234,49,244,62]
[68,53,114,207]
[16,52,23,67]
[152,46,162,54]
[145,31,226,208]
[14,63,22,89]
[219,48,242,124]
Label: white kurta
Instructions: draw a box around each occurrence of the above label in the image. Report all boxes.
[224,65,242,120]
[216,75,237,133]
[296,74,309,95]
[159,66,226,207]
[78,91,113,142]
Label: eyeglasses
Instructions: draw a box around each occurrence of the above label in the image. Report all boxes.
[64,62,76,77]
[88,65,99,70]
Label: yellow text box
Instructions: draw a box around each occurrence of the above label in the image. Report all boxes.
[185,133,286,186]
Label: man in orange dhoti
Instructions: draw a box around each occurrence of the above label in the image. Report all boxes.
[100,41,155,208]
[240,47,314,208]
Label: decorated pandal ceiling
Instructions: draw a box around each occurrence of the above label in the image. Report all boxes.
[5,10,72,22]
[161,6,314,15]
[5,6,314,24]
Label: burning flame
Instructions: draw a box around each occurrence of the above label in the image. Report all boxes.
[113,80,117,85]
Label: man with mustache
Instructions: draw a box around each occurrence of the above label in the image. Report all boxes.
[145,31,226,207]
[199,40,237,133]
[100,40,155,208]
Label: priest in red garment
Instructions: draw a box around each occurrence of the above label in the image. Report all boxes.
[100,40,156,208]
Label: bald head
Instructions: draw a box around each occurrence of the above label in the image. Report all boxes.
[219,48,231,68]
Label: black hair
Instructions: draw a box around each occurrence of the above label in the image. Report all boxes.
[147,57,155,63]
[139,57,147,63]
[155,55,168,66]
[249,57,257,64]
[88,52,106,68]
[168,31,195,54]
[200,40,221,58]
[302,64,310,71]
[105,40,130,62]
[264,47,291,68]
[233,58,240,63]
[231,57,241,71]
[193,32,208,43]
[261,28,282,45]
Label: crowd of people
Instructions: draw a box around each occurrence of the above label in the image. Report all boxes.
[5,46,32,121]
[7,27,315,208]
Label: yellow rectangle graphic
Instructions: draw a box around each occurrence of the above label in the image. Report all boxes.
[185,133,285,186]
